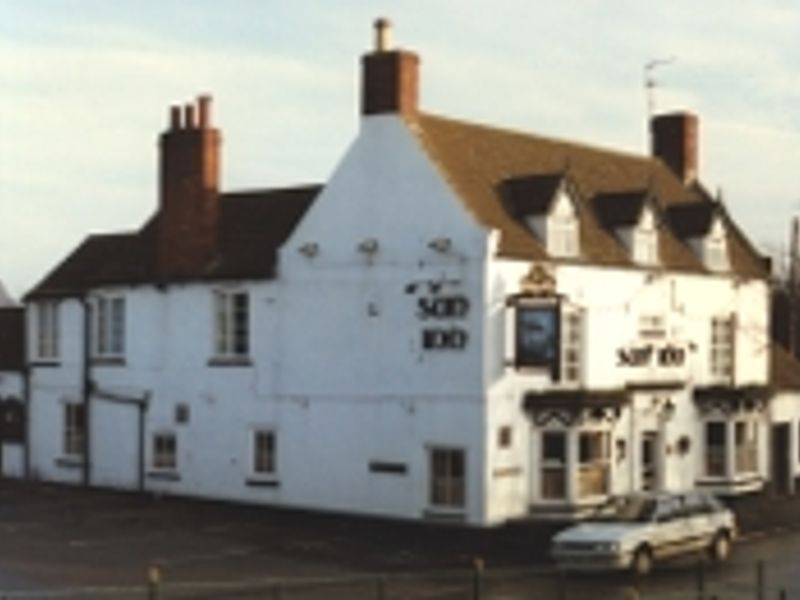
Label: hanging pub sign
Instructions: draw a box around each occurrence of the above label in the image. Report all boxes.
[515,304,560,372]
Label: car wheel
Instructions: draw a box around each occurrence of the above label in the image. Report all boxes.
[709,531,731,563]
[631,546,654,576]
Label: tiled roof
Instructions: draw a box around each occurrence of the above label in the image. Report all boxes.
[412,113,767,278]
[26,186,320,299]
[771,343,800,391]
[0,307,24,371]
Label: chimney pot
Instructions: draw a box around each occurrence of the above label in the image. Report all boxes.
[374,17,392,52]
[197,95,212,129]
[184,103,197,129]
[361,19,419,118]
[169,105,182,130]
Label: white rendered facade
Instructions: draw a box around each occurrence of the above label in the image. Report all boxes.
[21,27,800,525]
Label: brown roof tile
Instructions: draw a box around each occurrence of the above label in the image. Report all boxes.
[412,112,767,278]
[26,185,320,299]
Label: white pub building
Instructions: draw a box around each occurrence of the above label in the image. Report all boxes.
[14,21,800,525]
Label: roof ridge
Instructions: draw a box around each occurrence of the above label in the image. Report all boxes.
[418,111,658,167]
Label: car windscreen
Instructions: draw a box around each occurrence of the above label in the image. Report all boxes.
[593,496,657,523]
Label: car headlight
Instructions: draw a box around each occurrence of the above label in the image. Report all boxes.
[595,542,620,552]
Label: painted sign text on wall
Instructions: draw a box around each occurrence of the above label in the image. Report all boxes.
[617,343,686,368]
[416,295,470,351]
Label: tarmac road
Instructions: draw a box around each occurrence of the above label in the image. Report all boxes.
[1,479,800,599]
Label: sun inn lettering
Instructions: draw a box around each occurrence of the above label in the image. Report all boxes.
[417,295,470,350]
[617,342,686,367]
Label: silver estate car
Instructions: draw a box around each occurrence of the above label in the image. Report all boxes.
[551,490,737,576]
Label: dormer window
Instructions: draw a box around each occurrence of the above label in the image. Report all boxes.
[593,190,659,267]
[704,218,729,272]
[502,173,580,259]
[632,207,659,266]
[545,190,579,258]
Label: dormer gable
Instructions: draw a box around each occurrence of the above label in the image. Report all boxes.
[501,173,580,259]
[665,201,729,272]
[593,190,660,266]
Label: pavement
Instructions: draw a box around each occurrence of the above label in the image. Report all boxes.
[0,478,798,596]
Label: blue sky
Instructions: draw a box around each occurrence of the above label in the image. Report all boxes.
[1,1,799,299]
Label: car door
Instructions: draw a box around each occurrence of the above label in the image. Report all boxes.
[683,492,719,551]
[650,495,692,559]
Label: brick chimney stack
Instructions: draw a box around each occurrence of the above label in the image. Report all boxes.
[157,94,221,280]
[651,112,699,184]
[361,18,420,118]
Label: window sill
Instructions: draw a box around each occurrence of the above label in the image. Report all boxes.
[30,360,61,368]
[208,357,252,368]
[92,356,126,367]
[147,470,181,482]
[245,477,280,488]
[55,457,85,469]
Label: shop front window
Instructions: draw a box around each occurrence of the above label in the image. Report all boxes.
[578,431,610,498]
[705,422,726,477]
[541,431,567,500]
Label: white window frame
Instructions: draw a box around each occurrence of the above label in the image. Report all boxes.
[547,213,579,258]
[577,430,610,499]
[63,403,85,457]
[152,432,177,471]
[540,430,567,500]
[704,421,727,478]
[252,429,277,477]
[34,301,59,361]
[213,289,250,359]
[704,219,729,271]
[734,420,758,475]
[710,315,735,381]
[429,446,466,510]
[94,295,126,358]
[633,226,659,265]
[561,307,583,385]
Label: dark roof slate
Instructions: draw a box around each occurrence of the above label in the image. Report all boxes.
[412,112,767,278]
[0,307,24,371]
[26,185,320,299]
[500,173,565,218]
[593,190,650,229]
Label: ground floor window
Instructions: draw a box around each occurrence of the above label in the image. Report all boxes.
[152,433,177,471]
[705,422,726,477]
[252,430,276,476]
[705,419,759,478]
[63,403,85,457]
[429,447,465,509]
[578,431,610,498]
[734,421,758,474]
[541,431,567,500]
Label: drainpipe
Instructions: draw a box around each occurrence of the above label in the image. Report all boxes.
[80,296,92,487]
